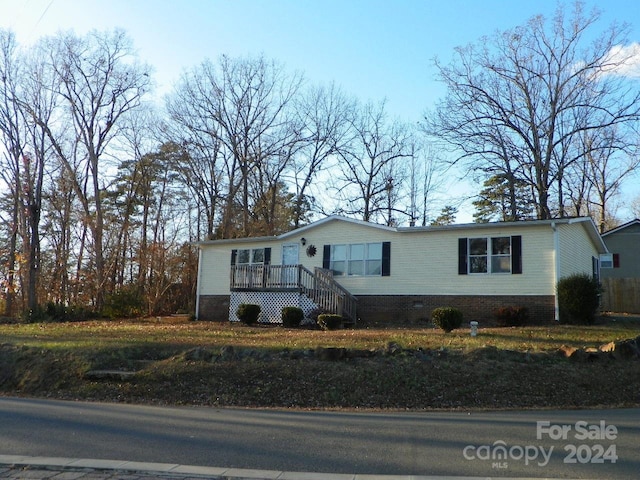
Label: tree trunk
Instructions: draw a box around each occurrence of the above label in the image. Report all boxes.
[4,205,18,316]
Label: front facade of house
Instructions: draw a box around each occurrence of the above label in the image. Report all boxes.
[195,216,606,325]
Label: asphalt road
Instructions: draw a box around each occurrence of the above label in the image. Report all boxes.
[0,397,638,479]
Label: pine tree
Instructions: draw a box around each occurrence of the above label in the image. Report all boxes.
[473,174,533,223]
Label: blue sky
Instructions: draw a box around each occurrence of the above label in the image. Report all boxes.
[2,0,640,221]
[4,0,639,122]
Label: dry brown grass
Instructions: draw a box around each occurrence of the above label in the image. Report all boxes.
[1,315,637,351]
[1,317,639,410]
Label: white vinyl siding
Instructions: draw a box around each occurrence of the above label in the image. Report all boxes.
[197,217,602,298]
[198,241,277,295]
[557,222,600,279]
[390,227,548,296]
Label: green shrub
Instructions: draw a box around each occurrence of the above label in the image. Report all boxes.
[281,306,304,327]
[22,305,50,323]
[46,302,68,322]
[557,273,600,324]
[102,286,144,319]
[494,306,529,327]
[431,307,463,332]
[22,303,92,323]
[307,307,330,323]
[236,303,261,325]
[317,313,343,330]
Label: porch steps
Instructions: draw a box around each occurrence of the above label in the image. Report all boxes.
[230,265,358,325]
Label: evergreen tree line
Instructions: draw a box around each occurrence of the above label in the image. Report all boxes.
[1,2,639,318]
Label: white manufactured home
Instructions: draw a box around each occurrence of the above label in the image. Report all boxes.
[195,216,607,325]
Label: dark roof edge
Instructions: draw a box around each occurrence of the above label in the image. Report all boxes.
[602,218,640,237]
[195,215,604,250]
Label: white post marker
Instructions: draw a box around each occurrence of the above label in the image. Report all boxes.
[470,321,478,336]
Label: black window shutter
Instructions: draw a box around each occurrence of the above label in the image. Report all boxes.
[592,256,599,281]
[613,253,620,268]
[381,241,391,276]
[511,235,522,274]
[230,249,237,265]
[264,247,271,265]
[322,245,331,269]
[458,238,468,275]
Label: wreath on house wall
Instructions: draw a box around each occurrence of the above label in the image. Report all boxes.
[306,245,317,257]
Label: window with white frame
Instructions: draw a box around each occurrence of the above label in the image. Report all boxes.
[490,236,512,273]
[329,243,384,276]
[329,244,347,275]
[599,253,614,269]
[463,236,516,274]
[468,238,488,273]
[235,248,266,265]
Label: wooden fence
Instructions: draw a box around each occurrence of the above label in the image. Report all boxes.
[600,278,640,314]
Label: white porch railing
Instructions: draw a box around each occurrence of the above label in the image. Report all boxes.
[230,264,357,323]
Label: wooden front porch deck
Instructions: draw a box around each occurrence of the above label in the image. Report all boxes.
[230,264,357,323]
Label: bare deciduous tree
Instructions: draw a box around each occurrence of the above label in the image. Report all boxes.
[407,138,449,227]
[164,61,226,240]
[30,29,151,308]
[166,54,304,238]
[426,2,640,222]
[288,82,354,227]
[568,127,640,231]
[0,30,24,315]
[333,100,412,225]
[0,30,56,315]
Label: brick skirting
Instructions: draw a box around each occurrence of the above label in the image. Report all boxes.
[355,294,556,326]
[197,295,230,321]
[198,293,556,326]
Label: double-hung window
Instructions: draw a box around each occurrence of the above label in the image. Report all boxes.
[235,248,265,265]
[599,253,618,269]
[459,236,522,275]
[330,245,347,276]
[468,238,489,273]
[348,244,365,275]
[324,242,389,277]
[490,237,512,273]
[231,247,271,266]
[364,242,383,275]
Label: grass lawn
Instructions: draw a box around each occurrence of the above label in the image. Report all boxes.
[1,316,639,410]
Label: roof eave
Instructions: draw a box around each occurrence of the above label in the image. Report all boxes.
[602,218,640,237]
[279,215,397,239]
[195,235,277,246]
